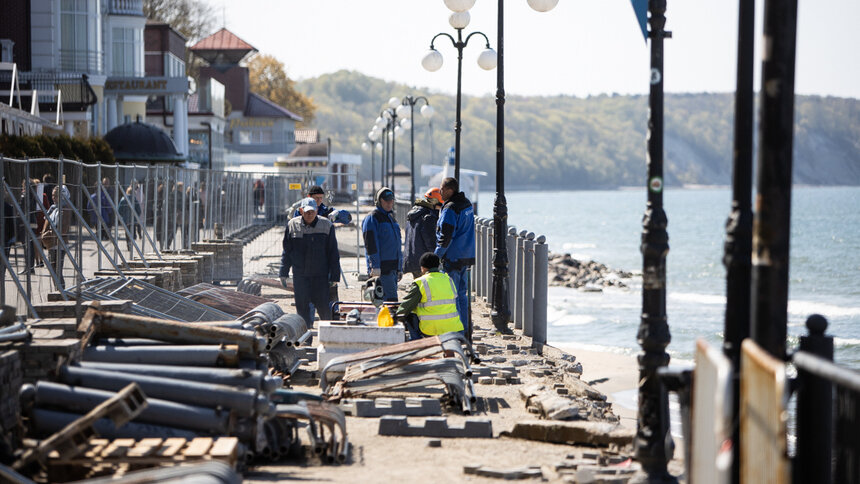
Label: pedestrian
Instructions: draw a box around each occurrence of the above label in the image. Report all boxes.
[403,187,443,279]
[292,185,334,218]
[19,178,46,274]
[253,179,265,215]
[280,197,341,326]
[362,187,402,301]
[396,252,464,341]
[435,177,475,334]
[118,185,141,252]
[43,186,72,291]
[88,177,113,241]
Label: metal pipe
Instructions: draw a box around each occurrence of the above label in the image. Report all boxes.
[33,381,233,435]
[533,235,548,345]
[31,407,199,440]
[83,345,240,367]
[58,365,271,418]
[79,362,280,394]
[506,227,516,324]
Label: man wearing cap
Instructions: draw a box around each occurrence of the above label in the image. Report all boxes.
[403,188,442,279]
[293,185,334,218]
[361,187,402,301]
[435,177,475,334]
[280,197,341,326]
[396,252,464,340]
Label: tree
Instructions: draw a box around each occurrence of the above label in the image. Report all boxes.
[143,0,216,43]
[248,55,316,127]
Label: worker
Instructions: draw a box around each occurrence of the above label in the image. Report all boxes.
[434,177,475,334]
[280,197,341,326]
[361,187,402,301]
[403,187,443,279]
[396,252,464,340]
[293,185,334,218]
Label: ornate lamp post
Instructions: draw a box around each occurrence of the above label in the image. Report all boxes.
[634,1,676,482]
[422,3,497,181]
[397,96,434,202]
[362,132,382,197]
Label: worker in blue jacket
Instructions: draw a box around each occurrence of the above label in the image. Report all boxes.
[292,185,334,218]
[362,187,402,301]
[280,198,341,326]
[435,177,475,334]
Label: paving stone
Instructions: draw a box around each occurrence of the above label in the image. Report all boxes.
[506,344,518,350]
[510,359,529,367]
[379,416,493,438]
[508,377,522,385]
[490,356,507,363]
[427,439,442,448]
[466,466,544,480]
[557,388,569,395]
[493,378,507,385]
[505,421,635,447]
[340,397,442,417]
[501,335,517,341]
[478,376,494,385]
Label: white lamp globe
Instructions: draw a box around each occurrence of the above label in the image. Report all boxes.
[375,116,386,129]
[527,0,559,12]
[477,48,498,70]
[369,129,380,141]
[388,131,394,141]
[420,104,435,119]
[375,142,382,150]
[361,142,370,152]
[443,0,475,12]
[382,109,392,120]
[388,97,401,109]
[400,118,412,130]
[449,11,470,29]
[422,49,444,72]
[395,104,409,118]
[394,126,404,138]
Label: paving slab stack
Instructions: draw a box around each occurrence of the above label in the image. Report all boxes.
[317,321,406,369]
[191,240,244,285]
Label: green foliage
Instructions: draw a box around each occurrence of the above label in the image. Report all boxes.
[298,71,860,188]
[0,134,115,163]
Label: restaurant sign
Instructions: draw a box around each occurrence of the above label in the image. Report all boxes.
[104,77,188,95]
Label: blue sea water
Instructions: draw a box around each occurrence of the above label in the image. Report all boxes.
[478,186,860,369]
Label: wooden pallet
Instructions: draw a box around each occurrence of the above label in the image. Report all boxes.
[46,437,239,482]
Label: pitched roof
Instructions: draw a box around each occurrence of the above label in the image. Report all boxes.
[245,92,303,121]
[190,28,256,52]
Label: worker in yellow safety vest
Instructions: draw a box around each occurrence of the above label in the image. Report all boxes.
[395,252,465,340]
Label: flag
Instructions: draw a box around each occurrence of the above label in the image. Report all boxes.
[631,0,648,42]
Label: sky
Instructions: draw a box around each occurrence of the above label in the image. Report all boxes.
[211,0,859,99]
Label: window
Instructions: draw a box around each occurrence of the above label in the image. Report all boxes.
[61,0,97,72]
[112,27,143,76]
[238,130,272,145]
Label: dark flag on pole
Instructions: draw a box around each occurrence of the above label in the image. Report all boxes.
[630,0,649,41]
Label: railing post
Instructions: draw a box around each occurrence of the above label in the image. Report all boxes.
[522,232,535,338]
[795,314,833,484]
[506,227,517,325]
[515,230,526,330]
[476,218,485,298]
[487,220,494,306]
[533,235,548,345]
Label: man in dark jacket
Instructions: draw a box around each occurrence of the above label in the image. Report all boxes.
[292,185,334,218]
[403,188,442,279]
[435,177,475,334]
[362,187,402,301]
[280,198,341,326]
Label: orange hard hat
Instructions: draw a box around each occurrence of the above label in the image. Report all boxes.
[424,187,443,205]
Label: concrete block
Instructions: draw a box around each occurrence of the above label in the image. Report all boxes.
[378,416,493,438]
[340,397,442,417]
[493,378,507,385]
[477,377,493,385]
[318,321,405,345]
[464,466,543,480]
[505,420,635,447]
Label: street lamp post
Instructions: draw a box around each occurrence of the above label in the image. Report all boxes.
[398,96,434,202]
[488,0,557,332]
[362,135,382,197]
[423,7,497,181]
[635,1,676,482]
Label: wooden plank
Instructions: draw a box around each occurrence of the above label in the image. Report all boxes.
[181,437,214,458]
[691,339,732,484]
[126,438,163,457]
[102,439,136,458]
[740,339,788,484]
[83,439,110,458]
[208,437,239,466]
[155,437,187,457]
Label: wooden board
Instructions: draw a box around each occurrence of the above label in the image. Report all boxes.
[49,436,239,468]
[691,339,732,484]
[740,339,788,484]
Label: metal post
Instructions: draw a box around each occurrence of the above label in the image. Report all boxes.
[523,232,535,337]
[750,0,799,361]
[533,235,548,345]
[514,230,526,330]
[409,102,416,203]
[795,314,833,484]
[487,221,494,306]
[1,156,6,305]
[96,163,103,269]
[634,0,676,481]
[724,3,755,482]
[490,0,511,333]
[454,27,463,181]
[506,226,516,324]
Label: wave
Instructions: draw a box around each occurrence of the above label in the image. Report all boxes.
[835,337,860,347]
[669,292,726,305]
[548,341,636,356]
[550,314,597,326]
[787,300,860,318]
[560,242,597,251]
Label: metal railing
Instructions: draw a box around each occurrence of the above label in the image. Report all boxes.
[793,315,860,484]
[108,0,144,16]
[0,71,97,111]
[472,217,548,343]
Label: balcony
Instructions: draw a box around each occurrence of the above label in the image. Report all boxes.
[0,71,97,113]
[59,49,103,75]
[108,0,144,16]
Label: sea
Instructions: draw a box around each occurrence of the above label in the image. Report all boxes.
[478,186,860,370]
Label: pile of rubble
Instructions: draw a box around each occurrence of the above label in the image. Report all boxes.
[548,252,634,291]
